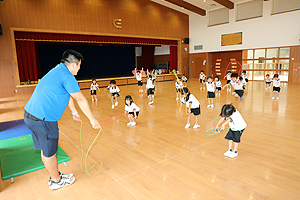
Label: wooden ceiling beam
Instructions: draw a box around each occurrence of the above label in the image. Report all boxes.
[213,0,234,9]
[165,0,206,16]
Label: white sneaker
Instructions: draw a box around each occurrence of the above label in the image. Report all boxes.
[223,150,232,157]
[265,87,267,90]
[148,101,153,105]
[112,105,115,109]
[211,104,214,108]
[207,105,211,108]
[228,152,238,158]
[115,101,118,106]
[193,124,200,129]
[185,123,190,128]
[48,172,73,185]
[272,97,275,100]
[276,97,279,100]
[127,122,132,126]
[141,89,143,92]
[131,122,136,126]
[49,176,75,190]
[176,97,179,100]
[269,86,271,89]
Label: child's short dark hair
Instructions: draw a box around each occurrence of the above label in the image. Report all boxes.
[220,104,236,118]
[207,76,213,80]
[125,95,133,106]
[273,74,279,78]
[242,70,246,74]
[148,75,152,79]
[215,76,219,81]
[239,76,243,81]
[137,70,140,73]
[266,74,270,76]
[201,70,204,73]
[228,70,231,73]
[183,74,186,76]
[92,78,96,82]
[110,80,116,84]
[231,73,238,78]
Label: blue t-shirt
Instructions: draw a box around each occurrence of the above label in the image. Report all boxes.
[25,63,81,121]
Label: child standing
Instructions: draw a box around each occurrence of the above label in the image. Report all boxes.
[216,104,247,158]
[272,74,281,100]
[242,70,248,82]
[146,73,155,105]
[107,80,120,109]
[240,76,246,90]
[182,74,188,87]
[134,67,144,92]
[90,79,100,102]
[265,74,271,89]
[124,95,140,126]
[205,76,215,108]
[222,73,244,101]
[175,78,183,100]
[215,76,222,96]
[199,70,206,90]
[181,87,201,129]
[225,70,232,91]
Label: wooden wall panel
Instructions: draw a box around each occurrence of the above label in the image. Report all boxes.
[0,61,15,97]
[0,0,189,97]
[290,46,300,83]
[190,53,208,78]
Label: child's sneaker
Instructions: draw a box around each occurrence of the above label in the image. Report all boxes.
[211,104,214,108]
[92,99,94,102]
[276,97,279,100]
[115,101,118,106]
[112,105,115,109]
[185,123,190,128]
[141,89,143,92]
[148,101,153,105]
[48,172,73,185]
[272,97,275,100]
[207,105,211,108]
[265,87,267,90]
[95,98,98,101]
[49,176,75,190]
[223,150,232,156]
[131,122,136,126]
[228,151,238,158]
[193,124,200,129]
[127,122,132,126]
[176,97,179,100]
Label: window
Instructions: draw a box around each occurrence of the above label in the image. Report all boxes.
[279,47,290,58]
[272,0,300,14]
[266,48,278,58]
[209,8,229,26]
[237,0,263,21]
[254,49,265,59]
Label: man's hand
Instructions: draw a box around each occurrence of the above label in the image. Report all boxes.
[90,118,101,129]
[73,113,81,122]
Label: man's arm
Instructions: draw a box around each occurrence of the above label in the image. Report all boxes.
[70,92,101,129]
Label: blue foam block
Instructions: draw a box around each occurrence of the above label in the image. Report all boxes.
[0,119,32,141]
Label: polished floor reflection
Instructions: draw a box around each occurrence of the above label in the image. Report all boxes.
[1,80,300,200]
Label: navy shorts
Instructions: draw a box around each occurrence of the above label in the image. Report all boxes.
[24,113,59,157]
[147,88,155,95]
[129,111,139,119]
[91,90,96,95]
[138,81,143,86]
[190,106,201,116]
[225,129,245,143]
[207,91,215,98]
[273,86,280,93]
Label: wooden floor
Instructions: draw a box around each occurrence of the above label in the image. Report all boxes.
[1,80,300,200]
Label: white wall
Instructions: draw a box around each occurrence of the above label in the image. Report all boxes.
[154,46,170,55]
[189,0,300,53]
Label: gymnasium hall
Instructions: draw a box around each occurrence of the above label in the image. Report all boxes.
[0,0,300,199]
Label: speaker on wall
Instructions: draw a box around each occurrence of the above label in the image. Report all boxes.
[184,38,189,44]
[0,24,2,35]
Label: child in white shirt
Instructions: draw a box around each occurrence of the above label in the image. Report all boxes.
[223,73,244,101]
[90,79,100,102]
[124,95,140,126]
[134,67,144,92]
[216,104,247,158]
[272,74,281,100]
[199,70,206,90]
[215,76,222,97]
[205,76,215,108]
[146,71,155,105]
[265,74,271,90]
[175,78,183,100]
[107,80,120,109]
[225,70,232,92]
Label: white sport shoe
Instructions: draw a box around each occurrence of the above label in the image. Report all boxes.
[48,172,73,185]
[141,89,143,92]
[211,104,214,108]
[223,150,232,157]
[276,97,279,100]
[176,97,179,100]
[131,122,136,126]
[112,105,115,109]
[227,152,238,158]
[185,123,190,128]
[127,122,132,126]
[115,101,118,106]
[49,176,75,190]
[193,124,200,129]
[148,101,153,105]
[272,97,275,100]
[207,105,211,108]
[265,87,267,90]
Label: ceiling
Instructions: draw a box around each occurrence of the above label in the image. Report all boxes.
[151,0,250,16]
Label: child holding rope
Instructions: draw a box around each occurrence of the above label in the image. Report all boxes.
[181,87,201,129]
[199,70,206,90]
[225,70,232,92]
[175,78,183,100]
[107,80,120,109]
[272,74,281,100]
[146,70,155,105]
[222,73,244,101]
[182,74,188,87]
[205,76,215,108]
[215,76,222,96]
[90,79,100,102]
[216,104,247,158]
[124,95,140,126]
[134,67,144,92]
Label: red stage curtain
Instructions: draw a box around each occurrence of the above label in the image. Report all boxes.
[170,46,178,71]
[16,41,38,82]
[14,31,177,46]
[141,46,155,70]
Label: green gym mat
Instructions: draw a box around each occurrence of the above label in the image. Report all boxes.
[0,134,70,180]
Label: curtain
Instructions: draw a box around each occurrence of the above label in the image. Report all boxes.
[170,46,178,71]
[16,41,38,82]
[141,46,155,70]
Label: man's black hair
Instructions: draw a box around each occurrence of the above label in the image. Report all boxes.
[231,73,238,78]
[220,104,236,118]
[61,49,83,65]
